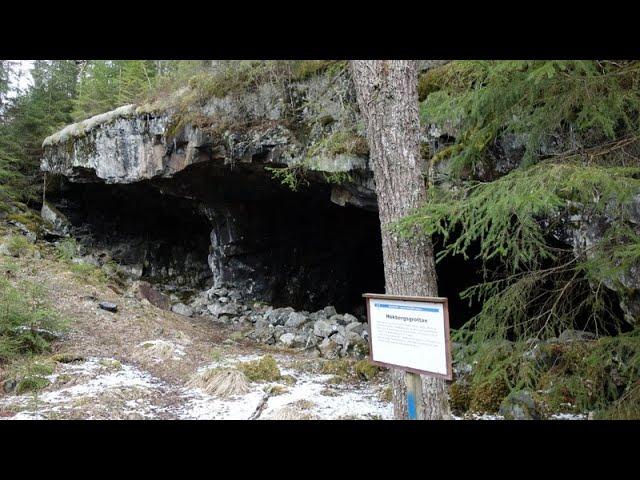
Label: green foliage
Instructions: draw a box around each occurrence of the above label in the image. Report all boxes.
[309,129,369,158]
[454,328,640,416]
[322,171,353,185]
[237,355,281,382]
[7,209,43,233]
[421,60,640,175]
[53,237,112,285]
[595,380,640,419]
[265,128,366,191]
[0,61,78,206]
[69,262,108,285]
[0,278,66,364]
[147,60,344,106]
[15,375,50,394]
[55,237,78,261]
[319,358,380,383]
[3,234,33,257]
[396,161,640,342]
[265,165,308,192]
[72,60,156,121]
[152,60,346,142]
[12,358,55,394]
[354,360,380,381]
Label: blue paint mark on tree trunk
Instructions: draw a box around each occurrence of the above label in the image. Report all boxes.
[407,392,417,420]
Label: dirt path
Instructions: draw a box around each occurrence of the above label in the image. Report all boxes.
[0,243,392,420]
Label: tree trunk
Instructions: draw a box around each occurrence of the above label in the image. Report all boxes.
[350,60,450,420]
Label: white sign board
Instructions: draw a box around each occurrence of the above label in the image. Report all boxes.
[364,294,452,380]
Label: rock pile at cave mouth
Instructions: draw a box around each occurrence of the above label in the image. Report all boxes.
[187,284,371,360]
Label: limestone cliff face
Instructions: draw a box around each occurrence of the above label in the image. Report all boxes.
[41,70,377,209]
[42,107,174,184]
[39,68,388,309]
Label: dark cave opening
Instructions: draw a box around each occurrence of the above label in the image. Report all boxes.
[434,243,484,331]
[49,168,628,334]
[51,181,214,291]
[433,231,629,336]
[49,172,386,315]
[48,171,628,334]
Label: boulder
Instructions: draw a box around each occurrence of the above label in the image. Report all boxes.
[332,332,347,346]
[254,318,271,332]
[294,333,317,349]
[345,322,365,336]
[118,263,143,280]
[499,390,540,420]
[207,302,241,317]
[343,313,359,324]
[228,290,243,302]
[313,319,334,338]
[171,303,194,317]
[131,280,171,311]
[284,311,310,329]
[329,314,347,326]
[249,325,275,343]
[7,221,36,243]
[279,332,296,347]
[98,301,118,313]
[322,306,338,317]
[342,332,369,359]
[3,378,17,394]
[264,307,295,326]
[317,337,341,359]
[41,201,71,236]
[273,325,286,340]
[558,329,597,343]
[13,326,61,341]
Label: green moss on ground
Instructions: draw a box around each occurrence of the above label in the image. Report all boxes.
[2,235,33,257]
[354,360,380,381]
[238,355,281,382]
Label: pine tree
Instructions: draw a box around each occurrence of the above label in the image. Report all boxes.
[0,60,78,206]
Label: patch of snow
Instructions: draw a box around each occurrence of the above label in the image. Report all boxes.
[176,388,265,420]
[1,354,392,420]
[260,371,392,420]
[550,413,587,420]
[42,105,137,147]
[0,357,166,419]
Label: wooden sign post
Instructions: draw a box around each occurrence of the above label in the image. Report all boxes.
[363,293,452,420]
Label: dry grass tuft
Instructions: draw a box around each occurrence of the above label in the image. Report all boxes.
[270,400,319,420]
[187,368,249,398]
[133,340,183,364]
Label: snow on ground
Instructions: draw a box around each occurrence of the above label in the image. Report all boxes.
[0,357,170,420]
[0,355,393,420]
[549,413,588,420]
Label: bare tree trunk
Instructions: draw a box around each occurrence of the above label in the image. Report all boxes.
[350,60,450,420]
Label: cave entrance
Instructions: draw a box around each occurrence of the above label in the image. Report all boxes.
[50,181,214,293]
[434,240,484,331]
[49,175,386,315]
